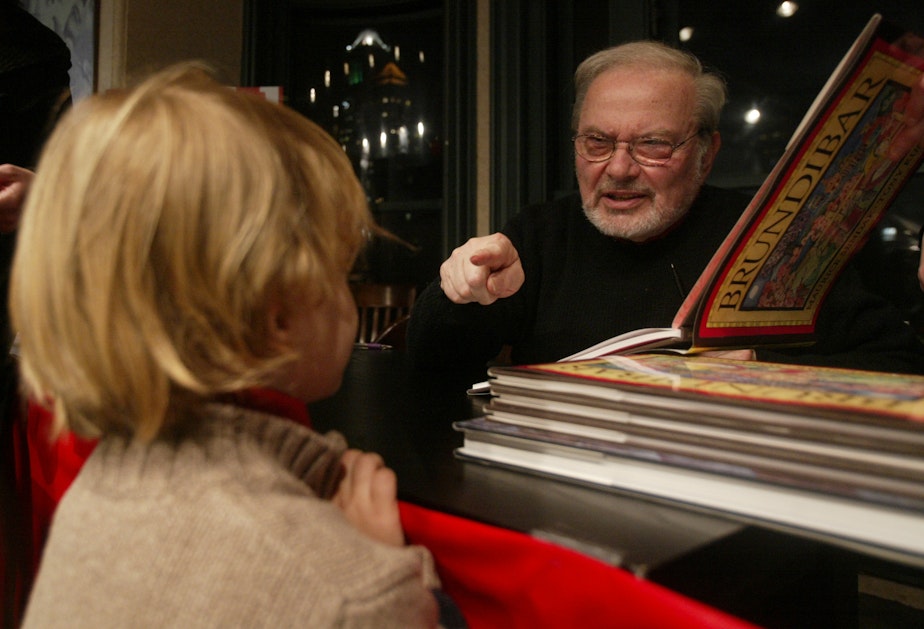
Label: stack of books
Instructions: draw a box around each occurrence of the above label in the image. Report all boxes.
[455,354,924,561]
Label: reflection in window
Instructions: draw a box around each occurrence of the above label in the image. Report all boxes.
[288,5,445,289]
[300,26,442,205]
[677,0,923,194]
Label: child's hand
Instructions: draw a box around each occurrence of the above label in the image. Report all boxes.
[333,449,404,547]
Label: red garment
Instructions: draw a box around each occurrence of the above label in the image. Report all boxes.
[229,387,313,430]
[25,401,96,565]
[399,502,759,629]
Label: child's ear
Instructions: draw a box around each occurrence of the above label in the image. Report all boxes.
[265,298,292,348]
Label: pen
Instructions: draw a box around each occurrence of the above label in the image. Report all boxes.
[354,342,393,351]
[670,263,687,298]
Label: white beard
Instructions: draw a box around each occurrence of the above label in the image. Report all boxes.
[582,199,691,242]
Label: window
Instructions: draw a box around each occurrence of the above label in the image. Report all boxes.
[244,0,473,291]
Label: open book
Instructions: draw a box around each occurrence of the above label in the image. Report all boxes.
[576,15,924,359]
[469,15,924,394]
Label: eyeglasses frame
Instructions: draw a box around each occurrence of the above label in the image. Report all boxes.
[572,129,703,167]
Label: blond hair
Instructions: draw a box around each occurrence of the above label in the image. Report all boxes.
[11,63,372,441]
[572,41,727,136]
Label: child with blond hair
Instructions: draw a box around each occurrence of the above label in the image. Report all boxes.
[12,63,442,628]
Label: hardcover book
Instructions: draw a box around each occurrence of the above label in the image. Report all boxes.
[485,354,924,437]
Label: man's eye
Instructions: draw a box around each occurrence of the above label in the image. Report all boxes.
[635,138,673,158]
[584,136,613,155]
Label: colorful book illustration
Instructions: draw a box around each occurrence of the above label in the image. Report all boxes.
[489,354,924,426]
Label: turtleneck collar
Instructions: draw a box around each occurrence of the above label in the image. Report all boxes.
[230,388,312,430]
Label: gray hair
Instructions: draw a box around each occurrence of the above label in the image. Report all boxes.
[572,41,727,134]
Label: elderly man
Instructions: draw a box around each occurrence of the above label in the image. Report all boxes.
[408,41,924,375]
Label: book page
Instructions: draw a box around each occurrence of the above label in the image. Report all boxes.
[560,327,686,361]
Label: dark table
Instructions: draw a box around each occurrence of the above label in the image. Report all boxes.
[310,348,924,628]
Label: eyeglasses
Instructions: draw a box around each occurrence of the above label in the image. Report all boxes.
[572,130,702,167]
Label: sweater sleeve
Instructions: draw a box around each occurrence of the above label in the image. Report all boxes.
[337,545,441,629]
[406,278,514,373]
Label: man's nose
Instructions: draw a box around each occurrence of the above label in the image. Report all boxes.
[603,143,641,179]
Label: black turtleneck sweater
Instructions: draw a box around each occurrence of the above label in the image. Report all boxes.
[407,185,924,375]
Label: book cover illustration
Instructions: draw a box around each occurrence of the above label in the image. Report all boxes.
[693,20,924,344]
[494,353,924,425]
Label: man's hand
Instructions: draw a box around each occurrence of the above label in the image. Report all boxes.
[0,164,35,234]
[439,232,525,305]
[333,449,404,547]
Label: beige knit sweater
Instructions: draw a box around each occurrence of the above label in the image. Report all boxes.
[22,403,440,628]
